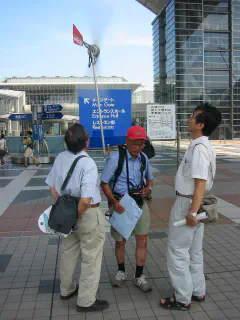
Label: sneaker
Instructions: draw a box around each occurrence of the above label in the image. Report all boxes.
[77,299,109,312]
[133,274,152,292]
[112,270,127,288]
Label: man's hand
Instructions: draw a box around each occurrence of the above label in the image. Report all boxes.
[186,213,198,227]
[113,201,125,214]
[139,186,151,198]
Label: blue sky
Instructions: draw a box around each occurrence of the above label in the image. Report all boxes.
[0,0,155,89]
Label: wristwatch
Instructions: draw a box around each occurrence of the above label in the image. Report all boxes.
[190,212,197,217]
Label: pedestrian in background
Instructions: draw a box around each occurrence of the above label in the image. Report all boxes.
[23,131,39,167]
[0,134,8,168]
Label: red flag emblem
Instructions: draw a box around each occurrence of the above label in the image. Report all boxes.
[73,24,83,46]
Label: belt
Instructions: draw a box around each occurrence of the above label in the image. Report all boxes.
[90,203,100,208]
[176,192,192,199]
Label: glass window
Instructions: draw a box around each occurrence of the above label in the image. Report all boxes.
[204,51,229,68]
[177,66,203,74]
[176,48,203,56]
[203,13,229,31]
[177,54,203,63]
[204,33,229,50]
[176,22,202,30]
[205,70,230,87]
[177,74,203,81]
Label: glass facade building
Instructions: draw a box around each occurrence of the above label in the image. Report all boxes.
[152,0,240,139]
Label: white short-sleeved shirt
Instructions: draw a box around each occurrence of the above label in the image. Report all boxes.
[0,139,5,150]
[45,150,101,204]
[175,136,216,195]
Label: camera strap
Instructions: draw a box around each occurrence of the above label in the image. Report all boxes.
[125,150,145,193]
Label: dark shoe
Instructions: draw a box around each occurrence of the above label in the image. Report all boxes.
[192,295,205,302]
[77,299,109,312]
[160,297,190,311]
[60,285,78,300]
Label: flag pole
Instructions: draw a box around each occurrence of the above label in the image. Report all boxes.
[90,52,106,158]
[73,25,106,157]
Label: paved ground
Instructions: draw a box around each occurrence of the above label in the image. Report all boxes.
[0,141,240,320]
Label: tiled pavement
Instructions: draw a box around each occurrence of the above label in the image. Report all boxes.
[0,143,240,320]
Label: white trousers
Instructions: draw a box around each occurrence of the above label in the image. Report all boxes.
[60,207,105,307]
[167,197,205,304]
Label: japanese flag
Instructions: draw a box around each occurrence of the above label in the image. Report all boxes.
[73,24,83,46]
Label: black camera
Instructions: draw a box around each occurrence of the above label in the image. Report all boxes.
[129,186,144,207]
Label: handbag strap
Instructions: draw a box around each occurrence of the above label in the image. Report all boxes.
[193,143,215,179]
[60,155,87,192]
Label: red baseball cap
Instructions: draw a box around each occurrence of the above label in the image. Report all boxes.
[126,126,147,140]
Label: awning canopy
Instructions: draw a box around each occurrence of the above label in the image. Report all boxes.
[0,89,25,99]
[0,114,10,119]
[135,0,169,14]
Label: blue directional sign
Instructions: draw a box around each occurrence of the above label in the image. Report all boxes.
[32,124,39,141]
[38,112,63,120]
[9,113,32,121]
[38,125,44,141]
[79,89,132,147]
[32,124,44,141]
[42,104,63,113]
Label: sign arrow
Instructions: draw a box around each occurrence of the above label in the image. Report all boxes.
[9,114,32,121]
[84,98,90,104]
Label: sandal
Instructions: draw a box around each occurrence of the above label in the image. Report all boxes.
[192,295,205,302]
[160,296,190,311]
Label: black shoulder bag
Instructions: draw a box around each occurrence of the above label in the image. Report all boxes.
[48,155,86,234]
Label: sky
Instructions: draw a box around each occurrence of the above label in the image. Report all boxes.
[0,0,155,89]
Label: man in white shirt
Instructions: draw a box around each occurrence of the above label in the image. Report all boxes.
[160,103,222,311]
[46,124,109,313]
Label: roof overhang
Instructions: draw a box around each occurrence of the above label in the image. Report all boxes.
[135,0,170,14]
[0,82,141,92]
[0,89,25,99]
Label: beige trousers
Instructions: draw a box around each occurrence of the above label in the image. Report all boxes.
[60,207,105,307]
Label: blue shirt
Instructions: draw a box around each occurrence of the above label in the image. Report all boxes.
[45,150,101,204]
[101,150,153,195]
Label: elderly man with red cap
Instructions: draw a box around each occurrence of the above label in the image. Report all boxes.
[101,126,153,292]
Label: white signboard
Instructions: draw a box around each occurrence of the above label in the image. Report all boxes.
[147,104,176,140]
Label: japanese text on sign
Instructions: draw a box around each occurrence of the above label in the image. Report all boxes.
[147,104,176,140]
[79,90,132,148]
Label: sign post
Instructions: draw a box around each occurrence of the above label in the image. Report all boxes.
[177,121,180,169]
[91,57,106,157]
[72,24,106,157]
[147,104,176,140]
